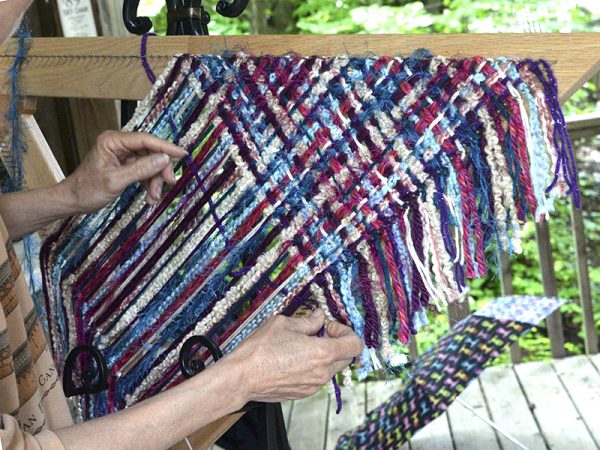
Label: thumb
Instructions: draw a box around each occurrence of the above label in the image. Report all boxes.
[285,309,325,336]
[115,153,170,191]
[324,322,364,360]
[326,320,356,339]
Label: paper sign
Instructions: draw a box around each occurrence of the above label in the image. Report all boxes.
[56,0,98,37]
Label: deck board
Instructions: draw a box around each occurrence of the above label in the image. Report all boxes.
[280,356,599,450]
[515,360,598,449]
[446,381,500,450]
[479,365,546,449]
[552,356,600,447]
[286,389,328,450]
[281,401,293,431]
[324,383,367,450]
[409,414,454,450]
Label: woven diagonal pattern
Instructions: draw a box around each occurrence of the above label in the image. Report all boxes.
[336,315,528,449]
[41,50,577,419]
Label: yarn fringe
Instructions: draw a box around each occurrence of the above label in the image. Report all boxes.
[39,50,578,419]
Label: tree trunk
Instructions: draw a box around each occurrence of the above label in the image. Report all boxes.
[423,0,443,14]
[250,0,268,34]
[270,0,297,34]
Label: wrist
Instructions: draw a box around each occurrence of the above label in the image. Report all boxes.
[220,350,256,409]
[54,176,84,215]
[192,355,252,412]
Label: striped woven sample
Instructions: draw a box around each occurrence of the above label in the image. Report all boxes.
[40,50,578,419]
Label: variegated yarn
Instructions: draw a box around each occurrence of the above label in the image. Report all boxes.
[40,50,578,419]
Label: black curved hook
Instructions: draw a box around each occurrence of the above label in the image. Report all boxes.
[178,335,263,413]
[62,345,109,397]
[123,0,153,35]
[122,1,250,36]
[179,335,223,378]
[216,0,250,18]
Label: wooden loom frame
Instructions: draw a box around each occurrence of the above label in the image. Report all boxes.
[2,33,600,449]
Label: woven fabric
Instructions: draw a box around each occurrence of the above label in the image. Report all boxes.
[474,294,564,325]
[40,50,577,419]
[336,295,563,449]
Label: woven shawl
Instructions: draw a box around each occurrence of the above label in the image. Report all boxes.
[40,50,578,419]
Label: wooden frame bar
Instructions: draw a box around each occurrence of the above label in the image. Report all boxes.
[2,34,600,101]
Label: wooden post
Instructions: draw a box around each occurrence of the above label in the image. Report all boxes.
[447,297,471,327]
[499,252,522,363]
[408,336,419,361]
[570,198,599,355]
[534,221,566,358]
[565,117,599,356]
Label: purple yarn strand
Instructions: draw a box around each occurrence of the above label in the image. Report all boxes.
[317,325,344,414]
[332,374,343,414]
[140,33,157,84]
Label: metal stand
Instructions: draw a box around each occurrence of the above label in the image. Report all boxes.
[122,0,249,36]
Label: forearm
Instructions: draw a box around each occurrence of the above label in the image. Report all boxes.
[55,357,248,450]
[0,0,33,43]
[0,181,81,240]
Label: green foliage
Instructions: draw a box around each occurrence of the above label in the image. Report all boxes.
[151,5,250,35]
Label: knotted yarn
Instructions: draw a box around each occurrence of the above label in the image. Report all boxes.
[40,50,578,419]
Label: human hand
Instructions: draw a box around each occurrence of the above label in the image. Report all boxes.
[224,310,363,403]
[62,130,187,213]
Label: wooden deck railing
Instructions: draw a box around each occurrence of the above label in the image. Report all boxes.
[422,113,600,363]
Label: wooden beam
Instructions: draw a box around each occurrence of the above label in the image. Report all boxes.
[171,413,244,450]
[21,114,65,188]
[1,34,600,102]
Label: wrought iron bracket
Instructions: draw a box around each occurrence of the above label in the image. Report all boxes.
[123,0,250,36]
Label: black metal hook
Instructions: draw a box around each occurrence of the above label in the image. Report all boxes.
[123,0,153,35]
[216,0,250,17]
[179,335,223,378]
[165,0,210,36]
[122,0,250,36]
[62,345,109,397]
[178,335,265,414]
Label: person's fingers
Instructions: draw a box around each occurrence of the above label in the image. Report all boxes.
[103,131,187,159]
[147,175,164,203]
[326,320,356,339]
[128,150,152,195]
[161,163,177,185]
[322,328,363,361]
[330,357,354,375]
[284,309,325,336]
[113,153,170,192]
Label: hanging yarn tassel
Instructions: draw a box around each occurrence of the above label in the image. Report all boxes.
[36,50,579,419]
[2,24,44,305]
